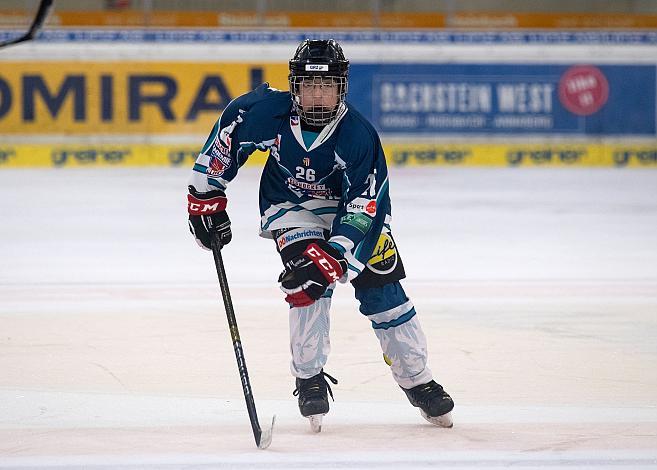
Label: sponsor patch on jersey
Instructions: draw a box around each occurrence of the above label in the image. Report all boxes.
[367,233,398,275]
[341,213,372,234]
[346,197,377,216]
[276,227,325,250]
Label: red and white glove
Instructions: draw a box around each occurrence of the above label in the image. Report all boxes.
[278,241,347,307]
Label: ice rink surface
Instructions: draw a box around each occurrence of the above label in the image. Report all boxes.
[1,166,656,469]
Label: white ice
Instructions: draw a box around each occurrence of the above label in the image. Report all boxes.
[1,167,656,469]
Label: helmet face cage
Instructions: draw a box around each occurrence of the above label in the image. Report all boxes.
[289,39,349,126]
[290,75,348,126]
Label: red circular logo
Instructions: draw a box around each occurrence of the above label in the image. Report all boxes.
[366,200,377,215]
[558,65,609,116]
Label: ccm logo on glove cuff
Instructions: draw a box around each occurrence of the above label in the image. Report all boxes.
[304,243,344,283]
[187,193,227,215]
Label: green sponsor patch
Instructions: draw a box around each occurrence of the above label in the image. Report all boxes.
[341,213,372,234]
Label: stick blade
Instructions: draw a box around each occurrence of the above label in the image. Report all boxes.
[257,415,275,450]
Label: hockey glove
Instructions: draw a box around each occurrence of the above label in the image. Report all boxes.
[187,186,231,250]
[278,240,347,307]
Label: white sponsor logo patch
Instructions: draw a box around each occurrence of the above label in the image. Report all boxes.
[347,197,377,216]
[277,228,325,250]
[305,64,329,72]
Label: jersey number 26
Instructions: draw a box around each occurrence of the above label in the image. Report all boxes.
[296,166,316,182]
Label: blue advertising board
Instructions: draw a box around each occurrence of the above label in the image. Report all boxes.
[347,64,656,136]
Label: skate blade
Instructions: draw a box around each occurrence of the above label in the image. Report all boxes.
[307,413,325,433]
[420,410,453,428]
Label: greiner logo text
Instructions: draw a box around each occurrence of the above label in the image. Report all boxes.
[613,149,657,166]
[52,148,131,166]
[392,148,470,165]
[507,149,585,166]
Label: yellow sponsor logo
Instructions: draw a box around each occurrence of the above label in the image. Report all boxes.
[367,233,398,275]
[0,62,288,134]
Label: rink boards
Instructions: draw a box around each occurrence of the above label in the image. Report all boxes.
[1,141,657,168]
[1,35,657,169]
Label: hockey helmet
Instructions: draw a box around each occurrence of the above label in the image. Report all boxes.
[289,39,349,126]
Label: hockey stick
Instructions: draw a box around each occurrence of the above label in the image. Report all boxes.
[0,0,54,49]
[210,233,275,450]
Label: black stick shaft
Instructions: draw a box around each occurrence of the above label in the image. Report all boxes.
[211,235,263,446]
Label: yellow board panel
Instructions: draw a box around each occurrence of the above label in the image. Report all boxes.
[1,143,656,168]
[0,144,267,168]
[0,62,288,135]
[386,143,657,167]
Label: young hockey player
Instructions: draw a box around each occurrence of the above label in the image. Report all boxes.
[187,39,454,431]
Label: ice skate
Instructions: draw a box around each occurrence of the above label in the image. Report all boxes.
[293,370,338,433]
[402,380,454,428]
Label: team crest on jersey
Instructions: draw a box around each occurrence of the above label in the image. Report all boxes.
[208,153,231,176]
[367,233,398,275]
[209,126,232,175]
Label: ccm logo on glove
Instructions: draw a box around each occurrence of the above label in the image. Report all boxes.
[187,186,232,250]
[305,244,343,283]
[187,193,227,215]
[278,241,347,307]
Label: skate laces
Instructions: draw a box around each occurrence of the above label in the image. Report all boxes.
[293,370,338,401]
[409,380,444,405]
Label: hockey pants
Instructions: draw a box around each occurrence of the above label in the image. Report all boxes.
[289,281,433,389]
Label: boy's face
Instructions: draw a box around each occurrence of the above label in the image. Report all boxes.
[298,76,340,112]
